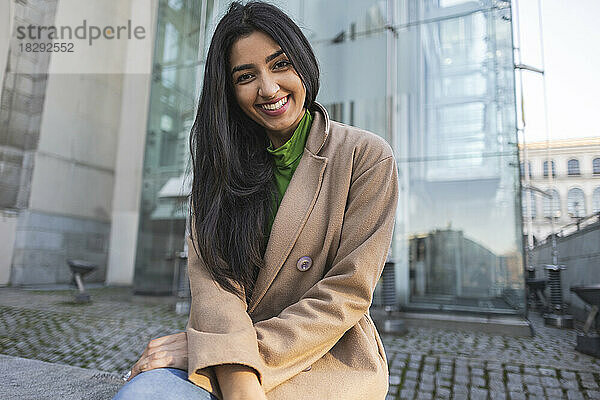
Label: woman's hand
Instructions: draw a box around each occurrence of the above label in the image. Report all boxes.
[127,332,188,381]
[215,364,267,400]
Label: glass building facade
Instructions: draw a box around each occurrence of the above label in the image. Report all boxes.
[134,0,525,314]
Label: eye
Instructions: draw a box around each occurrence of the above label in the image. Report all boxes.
[273,60,291,69]
[235,73,254,83]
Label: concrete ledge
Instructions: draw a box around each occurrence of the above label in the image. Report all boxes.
[371,310,533,337]
[0,354,124,399]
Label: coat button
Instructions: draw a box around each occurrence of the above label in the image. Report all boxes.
[303,365,312,372]
[297,256,312,271]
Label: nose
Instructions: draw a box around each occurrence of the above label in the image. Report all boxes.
[257,73,279,100]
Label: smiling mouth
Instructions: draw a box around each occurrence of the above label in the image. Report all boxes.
[259,95,288,111]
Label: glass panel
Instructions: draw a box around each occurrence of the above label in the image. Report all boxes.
[394,1,524,312]
[133,0,216,294]
[202,0,524,314]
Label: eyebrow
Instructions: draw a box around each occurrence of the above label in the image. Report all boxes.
[231,49,285,74]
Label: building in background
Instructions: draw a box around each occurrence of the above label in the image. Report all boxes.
[520,137,600,244]
[0,0,525,317]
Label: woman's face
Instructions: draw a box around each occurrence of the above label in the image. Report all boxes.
[229,30,306,148]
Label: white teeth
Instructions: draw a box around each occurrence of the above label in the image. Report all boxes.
[261,96,288,111]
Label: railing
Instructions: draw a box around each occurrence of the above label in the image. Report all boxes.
[535,212,600,245]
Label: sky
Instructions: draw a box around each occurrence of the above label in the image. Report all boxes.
[516,0,600,142]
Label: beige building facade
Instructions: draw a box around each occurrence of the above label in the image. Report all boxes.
[520,137,600,243]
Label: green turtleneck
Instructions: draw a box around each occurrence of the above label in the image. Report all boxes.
[265,110,313,236]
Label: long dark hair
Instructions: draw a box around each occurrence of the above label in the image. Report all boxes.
[188,1,320,301]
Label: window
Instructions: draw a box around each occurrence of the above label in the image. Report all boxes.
[567,159,580,176]
[543,189,561,218]
[567,188,585,217]
[543,160,556,178]
[522,191,536,219]
[520,162,532,178]
[593,187,600,213]
[593,158,600,175]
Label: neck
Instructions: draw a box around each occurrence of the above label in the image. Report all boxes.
[266,108,307,149]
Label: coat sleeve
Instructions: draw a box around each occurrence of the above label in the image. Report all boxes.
[255,153,399,392]
[185,230,264,399]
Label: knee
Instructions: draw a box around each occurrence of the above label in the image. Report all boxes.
[112,368,188,400]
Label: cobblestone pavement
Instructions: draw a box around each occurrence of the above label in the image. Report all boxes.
[1,287,600,399]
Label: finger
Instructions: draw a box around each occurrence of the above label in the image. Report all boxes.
[147,332,186,349]
[146,341,187,360]
[140,351,188,371]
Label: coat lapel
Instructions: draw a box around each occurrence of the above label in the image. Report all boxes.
[248,103,331,313]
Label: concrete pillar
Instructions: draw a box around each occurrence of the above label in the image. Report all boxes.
[105,0,158,285]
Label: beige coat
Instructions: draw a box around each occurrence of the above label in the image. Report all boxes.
[186,102,399,400]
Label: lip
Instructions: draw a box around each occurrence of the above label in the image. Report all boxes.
[255,95,290,117]
[257,95,288,106]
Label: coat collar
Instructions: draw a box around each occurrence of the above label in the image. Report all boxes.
[248,102,330,312]
[305,101,330,155]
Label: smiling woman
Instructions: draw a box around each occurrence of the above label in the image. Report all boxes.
[230,31,307,148]
[113,2,398,400]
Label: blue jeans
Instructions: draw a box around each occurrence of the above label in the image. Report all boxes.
[112,368,217,400]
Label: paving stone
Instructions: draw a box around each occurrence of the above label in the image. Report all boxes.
[418,382,434,392]
[422,364,435,373]
[506,365,521,373]
[470,387,488,400]
[507,373,522,384]
[508,391,526,400]
[390,375,401,385]
[566,389,584,400]
[523,367,538,375]
[403,379,417,390]
[587,390,600,400]
[583,380,600,389]
[452,385,468,395]
[454,374,468,384]
[560,379,578,390]
[471,376,486,388]
[525,384,543,395]
[545,388,564,398]
[561,371,577,380]
[487,362,503,371]
[489,391,507,400]
[471,367,485,376]
[489,380,505,391]
[416,392,432,400]
[435,387,450,399]
[541,376,560,388]
[489,372,504,381]
[421,373,434,384]
[578,372,595,382]
[406,370,419,380]
[539,368,557,377]
[439,365,452,374]
[523,374,541,385]
[400,388,415,399]
[435,372,452,381]
[507,382,523,393]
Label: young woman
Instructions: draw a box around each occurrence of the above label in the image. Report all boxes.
[113,2,398,399]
